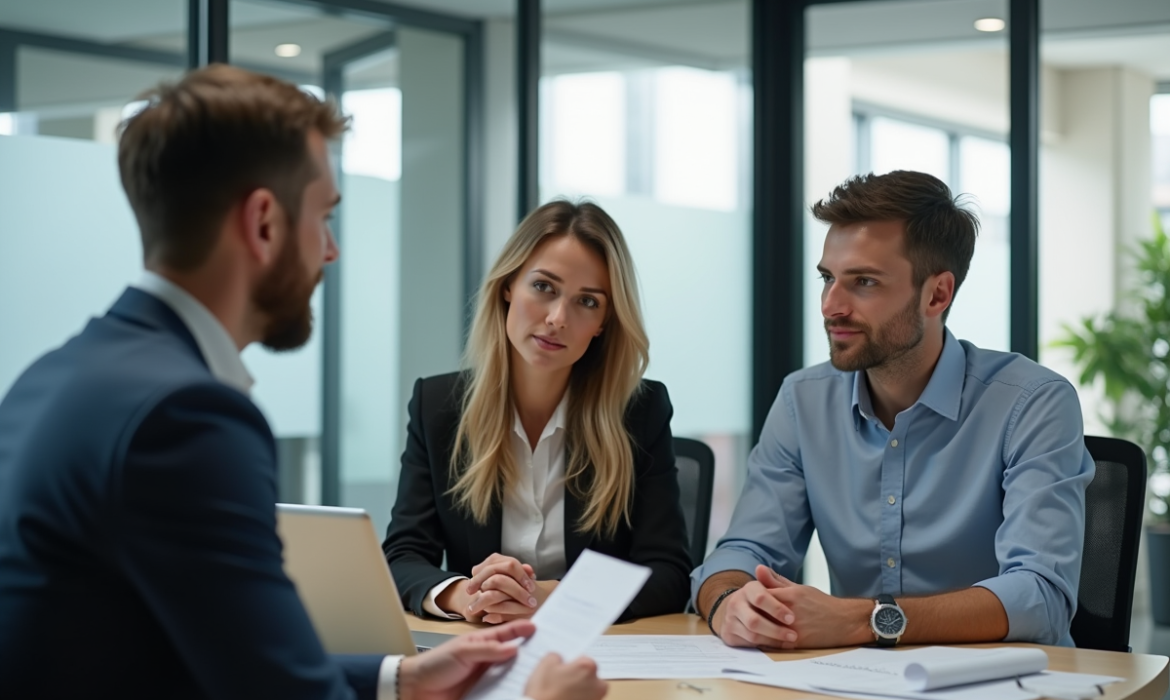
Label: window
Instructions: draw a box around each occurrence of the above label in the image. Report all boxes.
[852,107,1011,354]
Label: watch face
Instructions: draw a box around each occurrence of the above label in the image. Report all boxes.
[874,606,905,637]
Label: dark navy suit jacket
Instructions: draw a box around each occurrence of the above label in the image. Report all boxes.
[0,288,382,699]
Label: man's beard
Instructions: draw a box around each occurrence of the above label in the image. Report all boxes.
[254,231,321,352]
[826,292,924,372]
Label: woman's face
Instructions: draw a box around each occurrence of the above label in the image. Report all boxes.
[504,234,611,376]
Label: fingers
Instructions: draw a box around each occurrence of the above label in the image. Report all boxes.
[481,573,537,607]
[478,599,535,618]
[463,619,536,643]
[717,585,797,648]
[755,564,793,588]
[742,581,795,626]
[443,637,524,665]
[467,554,535,595]
[482,609,535,624]
[568,656,598,675]
[467,583,537,617]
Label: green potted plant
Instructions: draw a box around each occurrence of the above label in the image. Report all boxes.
[1054,213,1170,626]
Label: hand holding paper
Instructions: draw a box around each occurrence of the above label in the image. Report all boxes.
[463,550,650,700]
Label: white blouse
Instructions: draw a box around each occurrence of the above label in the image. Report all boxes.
[423,394,569,618]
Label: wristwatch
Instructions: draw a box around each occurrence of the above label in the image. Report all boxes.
[870,593,906,647]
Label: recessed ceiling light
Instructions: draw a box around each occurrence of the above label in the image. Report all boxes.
[974,18,1006,32]
[275,43,302,58]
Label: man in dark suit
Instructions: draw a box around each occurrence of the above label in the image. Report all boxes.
[0,65,606,700]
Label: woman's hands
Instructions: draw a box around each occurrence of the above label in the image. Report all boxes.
[435,553,558,623]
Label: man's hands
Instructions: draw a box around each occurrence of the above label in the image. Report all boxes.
[524,653,608,700]
[710,566,871,650]
[435,554,556,624]
[399,621,608,700]
[399,620,534,700]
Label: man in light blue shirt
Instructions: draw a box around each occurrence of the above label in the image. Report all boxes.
[693,170,1093,649]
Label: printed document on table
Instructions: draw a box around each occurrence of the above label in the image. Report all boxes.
[464,550,650,700]
[723,647,1123,700]
[585,635,772,679]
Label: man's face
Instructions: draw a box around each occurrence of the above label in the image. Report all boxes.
[254,130,340,351]
[818,220,925,372]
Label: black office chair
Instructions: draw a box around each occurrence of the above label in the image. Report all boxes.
[674,437,716,567]
[1071,436,1146,652]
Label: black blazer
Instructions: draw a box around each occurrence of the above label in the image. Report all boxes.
[382,372,692,621]
[0,289,381,699]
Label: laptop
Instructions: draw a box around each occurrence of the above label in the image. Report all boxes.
[276,503,427,656]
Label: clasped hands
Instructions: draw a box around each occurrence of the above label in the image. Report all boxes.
[712,565,872,649]
[436,553,557,624]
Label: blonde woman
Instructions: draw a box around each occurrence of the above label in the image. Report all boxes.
[382,200,692,623]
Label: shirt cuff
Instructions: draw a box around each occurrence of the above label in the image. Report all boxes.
[689,549,762,608]
[974,572,1066,645]
[377,655,403,700]
[423,576,469,619]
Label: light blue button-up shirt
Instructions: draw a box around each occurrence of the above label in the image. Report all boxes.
[693,330,1094,646]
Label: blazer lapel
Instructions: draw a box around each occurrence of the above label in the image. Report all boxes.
[466,504,503,562]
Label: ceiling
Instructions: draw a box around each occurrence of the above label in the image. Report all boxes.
[1,0,1166,115]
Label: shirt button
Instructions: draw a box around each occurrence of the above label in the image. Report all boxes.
[888,495,896,505]
[887,557,896,568]
[890,439,899,447]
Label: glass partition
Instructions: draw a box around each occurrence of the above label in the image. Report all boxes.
[0,0,186,398]
[539,0,751,556]
[229,1,469,534]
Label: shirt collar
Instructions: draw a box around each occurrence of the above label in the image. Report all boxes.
[850,328,965,429]
[512,390,570,445]
[131,271,255,395]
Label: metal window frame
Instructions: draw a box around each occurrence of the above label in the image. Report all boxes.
[757,0,1039,439]
[193,0,484,506]
[515,0,1041,440]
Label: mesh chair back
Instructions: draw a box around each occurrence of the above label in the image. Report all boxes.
[673,437,715,567]
[1072,436,1146,652]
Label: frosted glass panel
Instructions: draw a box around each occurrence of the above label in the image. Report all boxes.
[585,195,750,436]
[542,7,752,555]
[543,72,626,197]
[0,134,326,437]
[0,135,140,396]
[870,116,950,184]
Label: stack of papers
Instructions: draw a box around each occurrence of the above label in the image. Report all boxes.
[584,635,772,679]
[723,646,1123,700]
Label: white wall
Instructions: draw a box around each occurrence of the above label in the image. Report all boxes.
[1038,67,1155,437]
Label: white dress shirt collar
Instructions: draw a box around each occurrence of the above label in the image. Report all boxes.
[511,390,570,445]
[131,271,255,395]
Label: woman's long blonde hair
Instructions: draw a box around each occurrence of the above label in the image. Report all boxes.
[448,200,650,537]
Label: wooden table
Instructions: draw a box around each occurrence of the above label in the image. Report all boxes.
[408,613,1170,700]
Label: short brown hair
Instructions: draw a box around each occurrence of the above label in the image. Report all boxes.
[811,170,979,320]
[118,64,349,271]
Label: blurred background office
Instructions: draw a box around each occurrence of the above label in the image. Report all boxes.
[0,0,1167,662]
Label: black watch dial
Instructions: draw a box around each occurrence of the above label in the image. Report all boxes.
[874,606,904,636]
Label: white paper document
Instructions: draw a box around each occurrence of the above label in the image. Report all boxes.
[464,550,651,700]
[724,646,1123,700]
[584,634,772,679]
